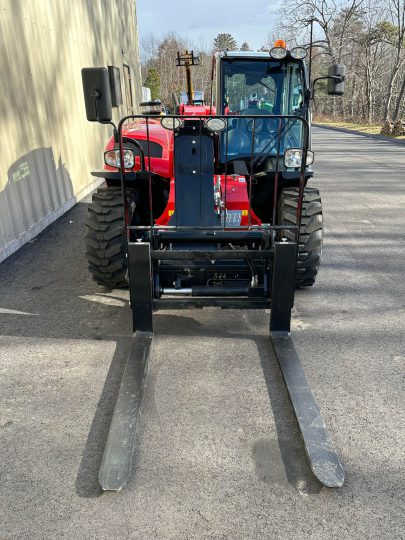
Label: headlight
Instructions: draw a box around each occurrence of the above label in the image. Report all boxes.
[104,149,134,168]
[161,117,183,130]
[205,118,227,132]
[270,47,287,59]
[284,148,314,168]
[290,47,308,59]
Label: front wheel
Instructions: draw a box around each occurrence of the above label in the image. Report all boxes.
[278,187,323,287]
[85,186,127,288]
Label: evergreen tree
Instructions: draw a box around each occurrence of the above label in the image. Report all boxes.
[144,67,160,101]
[240,41,251,51]
[213,33,237,52]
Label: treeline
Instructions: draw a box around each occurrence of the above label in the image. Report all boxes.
[141,0,405,124]
[140,33,254,109]
[278,0,405,124]
[141,33,213,107]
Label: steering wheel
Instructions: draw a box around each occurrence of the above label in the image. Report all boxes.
[239,110,264,134]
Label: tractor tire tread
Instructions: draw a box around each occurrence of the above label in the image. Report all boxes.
[85,186,127,288]
[279,187,323,287]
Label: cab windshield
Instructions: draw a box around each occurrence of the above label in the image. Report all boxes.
[220,59,306,160]
[222,59,304,116]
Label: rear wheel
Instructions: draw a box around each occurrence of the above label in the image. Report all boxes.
[86,186,127,288]
[278,187,323,287]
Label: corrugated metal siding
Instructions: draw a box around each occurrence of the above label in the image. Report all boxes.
[0,0,143,262]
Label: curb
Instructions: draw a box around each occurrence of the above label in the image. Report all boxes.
[313,123,405,146]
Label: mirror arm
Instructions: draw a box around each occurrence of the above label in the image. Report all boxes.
[310,75,345,98]
[100,121,119,143]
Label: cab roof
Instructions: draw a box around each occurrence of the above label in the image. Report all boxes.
[220,51,273,59]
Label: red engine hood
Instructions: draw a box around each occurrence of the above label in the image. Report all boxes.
[104,118,173,178]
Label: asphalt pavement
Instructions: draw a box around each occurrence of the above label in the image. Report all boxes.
[1,127,404,539]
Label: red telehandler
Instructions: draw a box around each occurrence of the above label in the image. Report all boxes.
[81,41,346,491]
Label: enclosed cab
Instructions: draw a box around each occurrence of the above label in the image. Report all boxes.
[214,49,312,223]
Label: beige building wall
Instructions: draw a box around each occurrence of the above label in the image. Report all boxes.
[0,0,143,262]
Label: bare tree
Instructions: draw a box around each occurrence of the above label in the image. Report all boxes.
[382,0,405,120]
[141,32,214,108]
[393,66,405,119]
[139,2,405,124]
[140,32,159,64]
[156,34,189,106]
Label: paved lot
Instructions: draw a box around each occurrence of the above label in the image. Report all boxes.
[1,128,404,539]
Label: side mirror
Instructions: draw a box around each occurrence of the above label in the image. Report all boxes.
[81,67,112,122]
[108,66,123,107]
[327,64,346,96]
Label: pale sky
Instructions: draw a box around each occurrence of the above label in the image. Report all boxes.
[136,0,282,54]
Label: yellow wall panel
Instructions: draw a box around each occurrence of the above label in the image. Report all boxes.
[0,0,143,261]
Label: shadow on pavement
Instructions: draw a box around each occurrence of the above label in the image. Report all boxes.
[0,200,324,498]
[75,338,130,498]
[153,311,323,495]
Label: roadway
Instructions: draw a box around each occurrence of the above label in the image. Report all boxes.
[1,127,404,538]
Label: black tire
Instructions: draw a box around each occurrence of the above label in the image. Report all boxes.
[278,187,323,287]
[85,186,127,288]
